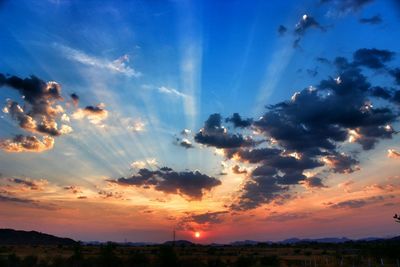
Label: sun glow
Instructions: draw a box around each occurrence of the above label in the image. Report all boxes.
[194,231,201,238]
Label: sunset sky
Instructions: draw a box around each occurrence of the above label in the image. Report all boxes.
[1,0,400,243]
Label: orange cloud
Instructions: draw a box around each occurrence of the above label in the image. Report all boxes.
[387,149,400,159]
[0,135,54,153]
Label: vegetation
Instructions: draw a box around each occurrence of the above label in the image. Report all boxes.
[0,238,400,267]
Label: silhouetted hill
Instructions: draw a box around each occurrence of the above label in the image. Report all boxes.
[281,237,351,244]
[0,229,76,245]
[230,240,264,246]
[163,240,194,246]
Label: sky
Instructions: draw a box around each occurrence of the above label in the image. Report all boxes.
[0,0,400,244]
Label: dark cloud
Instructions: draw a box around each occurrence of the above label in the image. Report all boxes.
[324,153,359,173]
[179,139,194,149]
[109,167,221,200]
[389,68,400,85]
[232,165,247,174]
[293,14,325,47]
[190,211,228,224]
[72,104,108,124]
[321,0,374,14]
[70,93,79,107]
[9,178,44,190]
[0,74,70,137]
[359,14,382,24]
[0,74,74,152]
[225,113,253,128]
[174,129,194,149]
[295,14,324,36]
[302,176,327,188]
[195,114,255,149]
[64,185,82,194]
[326,195,393,209]
[0,74,62,104]
[278,25,287,36]
[231,176,288,211]
[316,57,331,64]
[0,193,35,204]
[353,48,395,69]
[370,86,392,100]
[0,192,56,210]
[197,48,400,210]
[98,190,123,199]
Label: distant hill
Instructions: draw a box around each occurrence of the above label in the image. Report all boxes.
[230,240,265,246]
[280,237,351,244]
[163,240,194,246]
[0,229,76,245]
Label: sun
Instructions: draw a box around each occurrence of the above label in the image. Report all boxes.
[194,231,201,238]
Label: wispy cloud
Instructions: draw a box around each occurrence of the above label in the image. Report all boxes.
[157,86,188,98]
[55,43,141,77]
[142,84,189,99]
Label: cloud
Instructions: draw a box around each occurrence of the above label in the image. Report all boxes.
[72,104,108,125]
[295,14,324,36]
[232,165,247,174]
[0,191,56,210]
[157,86,188,98]
[177,211,228,231]
[326,195,393,209]
[130,158,158,170]
[196,48,399,210]
[322,153,359,173]
[359,15,382,24]
[388,149,400,159]
[70,93,79,107]
[189,211,228,224]
[0,193,35,204]
[63,185,82,194]
[195,114,255,149]
[0,135,54,153]
[316,57,331,64]
[98,190,124,199]
[353,48,395,69]
[128,120,146,132]
[389,68,400,85]
[293,14,325,47]
[225,113,253,128]
[109,167,221,200]
[174,129,195,149]
[278,25,287,36]
[179,139,194,149]
[301,176,327,189]
[338,180,354,193]
[231,176,288,211]
[321,0,374,15]
[56,44,141,77]
[8,178,48,191]
[0,74,72,137]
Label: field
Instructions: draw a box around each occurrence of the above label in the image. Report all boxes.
[0,240,399,267]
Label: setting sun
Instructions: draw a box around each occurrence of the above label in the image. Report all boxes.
[194,232,201,238]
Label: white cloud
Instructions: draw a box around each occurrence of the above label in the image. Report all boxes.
[157,86,188,98]
[55,43,141,77]
[130,158,158,169]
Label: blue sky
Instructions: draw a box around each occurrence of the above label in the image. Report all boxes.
[0,0,400,242]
